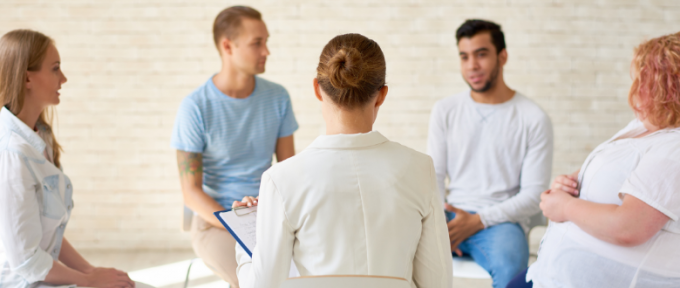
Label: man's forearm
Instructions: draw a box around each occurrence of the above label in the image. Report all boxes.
[478,186,543,227]
[183,186,226,229]
[177,150,225,229]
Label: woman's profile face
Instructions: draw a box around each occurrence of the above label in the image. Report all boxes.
[25,44,67,107]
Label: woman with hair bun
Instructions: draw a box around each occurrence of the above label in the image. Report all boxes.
[0,29,135,288]
[508,32,680,288]
[233,33,453,288]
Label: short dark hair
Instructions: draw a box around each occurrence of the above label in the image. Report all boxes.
[456,19,506,54]
[212,6,262,48]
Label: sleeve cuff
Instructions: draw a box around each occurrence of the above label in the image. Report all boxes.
[477,208,502,228]
[235,244,253,288]
[278,124,299,139]
[171,143,203,153]
[14,249,53,283]
[620,190,678,222]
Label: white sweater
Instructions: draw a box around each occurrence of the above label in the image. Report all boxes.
[236,131,452,288]
[427,91,553,228]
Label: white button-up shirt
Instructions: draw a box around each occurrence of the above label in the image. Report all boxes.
[236,131,453,288]
[0,107,74,287]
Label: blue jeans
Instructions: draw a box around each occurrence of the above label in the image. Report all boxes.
[446,211,529,288]
[506,268,532,288]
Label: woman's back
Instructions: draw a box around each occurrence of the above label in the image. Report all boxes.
[235,33,452,288]
[241,132,451,288]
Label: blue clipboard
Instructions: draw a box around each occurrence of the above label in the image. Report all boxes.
[214,207,255,257]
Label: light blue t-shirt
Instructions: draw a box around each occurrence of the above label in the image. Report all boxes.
[171,76,298,207]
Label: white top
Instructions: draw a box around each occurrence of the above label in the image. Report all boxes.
[527,119,680,288]
[427,91,553,227]
[0,107,74,287]
[235,131,453,288]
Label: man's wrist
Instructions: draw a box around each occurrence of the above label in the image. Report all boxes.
[473,214,485,231]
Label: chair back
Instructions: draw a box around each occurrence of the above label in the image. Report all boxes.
[280,275,410,288]
[182,206,193,232]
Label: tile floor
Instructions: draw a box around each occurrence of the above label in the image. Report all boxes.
[80,226,545,288]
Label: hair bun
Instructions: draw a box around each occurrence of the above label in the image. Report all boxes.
[327,47,364,90]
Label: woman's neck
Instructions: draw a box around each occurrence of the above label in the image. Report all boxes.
[324,106,374,135]
[15,104,43,130]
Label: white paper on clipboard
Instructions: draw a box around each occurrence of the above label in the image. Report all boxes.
[215,206,300,277]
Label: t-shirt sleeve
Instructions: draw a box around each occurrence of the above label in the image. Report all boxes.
[171,97,206,153]
[277,90,299,138]
[619,145,680,222]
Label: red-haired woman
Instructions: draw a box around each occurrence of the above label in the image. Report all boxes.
[508,32,680,288]
[0,30,135,288]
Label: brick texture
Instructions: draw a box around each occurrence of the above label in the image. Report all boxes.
[1,0,678,250]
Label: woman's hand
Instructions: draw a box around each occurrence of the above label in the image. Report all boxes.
[551,170,580,196]
[85,267,135,288]
[540,189,577,223]
[232,196,258,208]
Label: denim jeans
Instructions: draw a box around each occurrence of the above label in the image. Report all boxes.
[506,268,533,288]
[446,211,529,288]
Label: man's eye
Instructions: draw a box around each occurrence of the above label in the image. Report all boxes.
[53,66,60,72]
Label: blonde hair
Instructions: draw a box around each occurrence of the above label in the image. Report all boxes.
[0,29,63,168]
[629,32,680,129]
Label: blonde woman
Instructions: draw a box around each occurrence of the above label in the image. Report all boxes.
[0,30,134,288]
[508,32,680,288]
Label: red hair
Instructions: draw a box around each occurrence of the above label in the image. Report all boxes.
[629,32,680,128]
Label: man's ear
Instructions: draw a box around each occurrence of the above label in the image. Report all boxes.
[498,48,508,66]
[313,78,323,102]
[221,38,234,56]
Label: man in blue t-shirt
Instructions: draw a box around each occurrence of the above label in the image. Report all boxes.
[171,6,298,287]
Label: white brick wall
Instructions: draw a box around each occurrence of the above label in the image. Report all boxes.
[1,0,678,250]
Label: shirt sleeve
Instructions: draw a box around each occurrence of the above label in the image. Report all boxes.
[412,158,453,288]
[0,152,54,282]
[426,101,448,207]
[171,97,205,153]
[236,172,295,288]
[478,113,554,227]
[619,145,680,222]
[277,90,299,138]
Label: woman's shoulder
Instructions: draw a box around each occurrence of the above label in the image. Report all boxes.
[643,129,680,159]
[0,128,43,161]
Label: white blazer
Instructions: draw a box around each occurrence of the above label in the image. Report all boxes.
[236,131,453,288]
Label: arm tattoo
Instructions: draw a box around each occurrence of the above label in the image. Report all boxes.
[178,151,203,177]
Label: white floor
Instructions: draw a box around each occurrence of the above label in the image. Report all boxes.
[80,226,546,288]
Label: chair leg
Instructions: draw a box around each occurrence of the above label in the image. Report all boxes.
[184,258,198,288]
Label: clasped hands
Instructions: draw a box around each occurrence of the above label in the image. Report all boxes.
[82,266,135,288]
[540,173,580,223]
[445,204,484,256]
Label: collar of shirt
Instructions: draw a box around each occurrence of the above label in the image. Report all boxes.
[308,130,388,150]
[0,106,46,154]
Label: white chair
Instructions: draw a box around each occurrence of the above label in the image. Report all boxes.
[182,205,193,232]
[452,256,491,279]
[280,275,410,288]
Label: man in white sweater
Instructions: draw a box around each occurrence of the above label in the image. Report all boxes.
[427,19,553,288]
